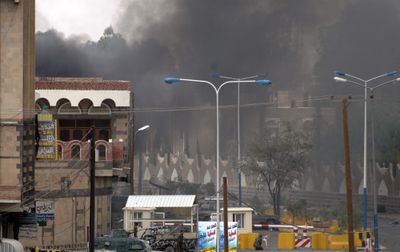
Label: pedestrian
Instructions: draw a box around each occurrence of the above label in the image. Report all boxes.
[177,230,184,252]
[253,234,263,250]
[133,222,138,238]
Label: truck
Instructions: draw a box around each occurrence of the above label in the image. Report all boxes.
[140,225,197,252]
[94,229,154,252]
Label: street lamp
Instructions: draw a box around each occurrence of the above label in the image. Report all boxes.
[164,77,271,251]
[214,73,267,207]
[130,124,150,195]
[334,71,399,251]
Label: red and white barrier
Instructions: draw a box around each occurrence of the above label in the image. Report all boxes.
[295,229,311,248]
[252,224,314,230]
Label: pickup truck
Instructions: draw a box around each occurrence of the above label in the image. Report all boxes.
[140,226,197,252]
[94,229,155,252]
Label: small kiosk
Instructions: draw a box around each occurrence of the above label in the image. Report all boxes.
[225,207,253,234]
[123,195,198,232]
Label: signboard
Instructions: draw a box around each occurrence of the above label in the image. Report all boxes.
[19,225,38,239]
[198,221,238,252]
[36,201,55,221]
[36,113,58,159]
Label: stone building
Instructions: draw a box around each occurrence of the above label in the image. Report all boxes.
[18,77,132,250]
[0,0,36,239]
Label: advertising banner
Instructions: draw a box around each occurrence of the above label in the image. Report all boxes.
[36,113,58,159]
[198,221,238,252]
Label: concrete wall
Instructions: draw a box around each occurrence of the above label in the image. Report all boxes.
[19,160,112,249]
[0,0,35,238]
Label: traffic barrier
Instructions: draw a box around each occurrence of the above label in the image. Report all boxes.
[34,247,65,252]
[311,232,328,250]
[294,229,311,248]
[277,232,295,250]
[238,233,259,250]
[328,234,350,250]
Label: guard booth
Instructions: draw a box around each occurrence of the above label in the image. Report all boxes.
[0,239,24,252]
[224,207,253,234]
[123,195,198,233]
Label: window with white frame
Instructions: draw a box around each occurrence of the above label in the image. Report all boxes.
[232,213,244,228]
[130,211,143,227]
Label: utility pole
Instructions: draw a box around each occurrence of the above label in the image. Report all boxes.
[129,91,135,195]
[341,99,355,252]
[223,177,228,252]
[89,127,96,252]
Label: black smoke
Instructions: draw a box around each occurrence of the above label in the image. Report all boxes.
[36,0,400,160]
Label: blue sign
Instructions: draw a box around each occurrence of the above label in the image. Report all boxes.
[198,221,238,252]
[36,213,55,222]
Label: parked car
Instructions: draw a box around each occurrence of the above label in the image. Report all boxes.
[95,229,158,252]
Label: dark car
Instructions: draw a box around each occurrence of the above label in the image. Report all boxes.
[95,229,156,252]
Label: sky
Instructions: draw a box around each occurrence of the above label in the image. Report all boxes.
[36,0,123,41]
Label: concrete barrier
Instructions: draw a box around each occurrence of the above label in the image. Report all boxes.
[278,232,295,250]
[238,233,259,250]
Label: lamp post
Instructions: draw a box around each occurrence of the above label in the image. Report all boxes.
[334,71,399,250]
[164,77,271,251]
[130,124,150,195]
[214,73,267,207]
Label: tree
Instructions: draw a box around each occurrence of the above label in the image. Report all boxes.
[241,122,312,219]
[286,199,308,225]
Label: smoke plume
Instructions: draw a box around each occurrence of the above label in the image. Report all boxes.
[36,0,400,159]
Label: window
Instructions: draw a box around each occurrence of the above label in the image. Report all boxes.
[60,130,70,141]
[130,211,143,228]
[97,145,106,160]
[99,130,109,141]
[73,130,83,140]
[134,212,143,219]
[57,145,63,160]
[233,213,244,228]
[71,145,81,160]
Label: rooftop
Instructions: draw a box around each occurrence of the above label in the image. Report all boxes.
[35,77,131,91]
[125,195,196,208]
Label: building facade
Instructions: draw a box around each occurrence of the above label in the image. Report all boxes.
[0,0,36,239]
[18,77,132,250]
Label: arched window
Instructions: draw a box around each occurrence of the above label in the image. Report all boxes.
[57,144,63,160]
[71,144,81,160]
[99,130,109,141]
[97,145,107,161]
[58,100,81,114]
[60,130,70,141]
[88,102,112,115]
[73,130,83,140]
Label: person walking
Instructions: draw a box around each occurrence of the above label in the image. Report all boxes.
[133,223,138,238]
[177,230,184,252]
[253,234,263,250]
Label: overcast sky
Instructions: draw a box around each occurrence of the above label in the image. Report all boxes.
[36,0,123,41]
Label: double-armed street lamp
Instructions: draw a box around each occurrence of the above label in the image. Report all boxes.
[130,124,150,195]
[334,70,400,251]
[214,73,267,207]
[164,77,271,252]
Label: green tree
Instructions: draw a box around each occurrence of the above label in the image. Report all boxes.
[241,122,312,219]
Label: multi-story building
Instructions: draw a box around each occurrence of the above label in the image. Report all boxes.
[0,0,36,238]
[18,77,132,250]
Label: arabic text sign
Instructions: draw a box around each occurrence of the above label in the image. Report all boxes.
[198,221,238,252]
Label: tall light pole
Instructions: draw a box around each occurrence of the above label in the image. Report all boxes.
[215,73,267,207]
[130,124,150,195]
[334,71,399,243]
[164,77,271,251]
